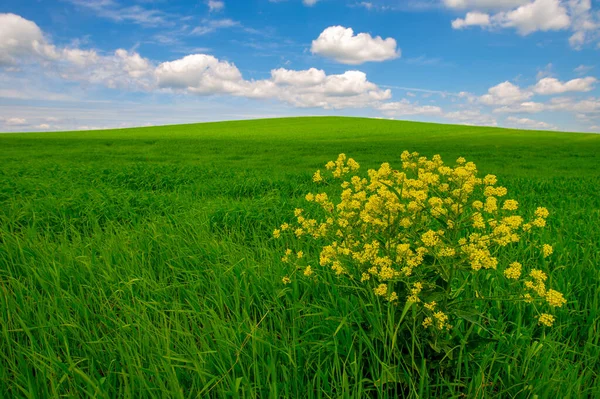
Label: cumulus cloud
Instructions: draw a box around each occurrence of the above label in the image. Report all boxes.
[451,0,570,35]
[154,55,391,108]
[495,0,570,35]
[452,12,491,29]
[444,0,529,9]
[311,26,400,64]
[505,116,557,129]
[480,81,533,105]
[533,77,597,95]
[1,14,395,111]
[377,100,443,116]
[449,0,600,48]
[493,97,600,115]
[0,13,56,65]
[271,68,326,86]
[58,49,154,90]
[155,54,243,94]
[493,101,546,113]
[444,109,498,126]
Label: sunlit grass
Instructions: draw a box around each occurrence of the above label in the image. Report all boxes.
[1,117,599,397]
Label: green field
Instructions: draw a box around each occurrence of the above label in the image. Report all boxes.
[1,116,599,398]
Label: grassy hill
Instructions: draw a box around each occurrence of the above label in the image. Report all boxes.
[1,117,599,398]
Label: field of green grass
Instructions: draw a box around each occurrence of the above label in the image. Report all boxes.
[1,116,599,398]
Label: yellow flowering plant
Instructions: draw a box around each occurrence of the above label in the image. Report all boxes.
[275,151,566,361]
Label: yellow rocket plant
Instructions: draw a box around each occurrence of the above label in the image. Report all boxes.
[277,151,565,333]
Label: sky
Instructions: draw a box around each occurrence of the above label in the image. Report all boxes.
[0,0,599,133]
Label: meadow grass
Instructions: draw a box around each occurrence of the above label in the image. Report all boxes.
[0,116,599,398]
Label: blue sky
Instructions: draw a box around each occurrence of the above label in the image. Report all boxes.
[1,0,599,132]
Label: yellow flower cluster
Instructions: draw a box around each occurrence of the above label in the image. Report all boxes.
[538,313,555,327]
[275,151,566,331]
[407,282,424,303]
[504,262,522,280]
[543,244,553,258]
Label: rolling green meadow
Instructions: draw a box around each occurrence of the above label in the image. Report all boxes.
[1,116,600,398]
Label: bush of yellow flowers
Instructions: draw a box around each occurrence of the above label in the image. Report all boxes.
[275,151,566,363]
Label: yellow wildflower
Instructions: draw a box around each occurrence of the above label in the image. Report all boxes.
[545,289,566,308]
[303,266,313,277]
[282,276,291,285]
[433,311,450,329]
[483,174,497,185]
[530,269,547,282]
[504,262,522,280]
[538,313,555,327]
[422,317,433,329]
[472,200,483,210]
[313,170,323,182]
[374,284,388,297]
[273,229,281,238]
[502,199,518,211]
[542,244,553,258]
[421,230,440,247]
[535,207,550,218]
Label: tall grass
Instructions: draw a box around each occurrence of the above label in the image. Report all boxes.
[1,117,599,397]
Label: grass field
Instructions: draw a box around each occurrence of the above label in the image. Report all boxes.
[1,116,599,398]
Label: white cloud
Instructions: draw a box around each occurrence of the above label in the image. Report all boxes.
[154,54,391,109]
[311,26,400,64]
[567,0,599,49]
[536,63,554,80]
[505,116,557,129]
[4,117,27,125]
[60,49,154,90]
[207,0,225,12]
[66,0,168,27]
[493,97,600,115]
[0,14,394,111]
[444,109,498,126]
[494,0,570,35]
[493,101,546,113]
[533,77,597,95]
[303,0,320,5]
[356,2,374,9]
[0,13,56,65]
[378,99,443,116]
[549,97,600,113]
[480,81,532,105]
[191,19,240,35]
[271,68,326,86]
[443,0,529,10]
[448,0,600,47]
[452,12,491,29]
[155,54,244,94]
